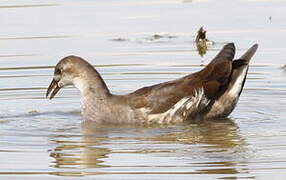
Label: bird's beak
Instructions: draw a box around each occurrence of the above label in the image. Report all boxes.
[46,78,61,100]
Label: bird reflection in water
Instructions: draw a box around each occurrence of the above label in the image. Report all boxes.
[50,123,111,169]
[137,118,249,176]
[49,118,249,177]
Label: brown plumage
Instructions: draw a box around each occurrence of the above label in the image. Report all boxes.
[127,43,235,114]
[46,43,258,124]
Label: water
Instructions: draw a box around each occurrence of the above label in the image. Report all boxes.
[1,0,286,179]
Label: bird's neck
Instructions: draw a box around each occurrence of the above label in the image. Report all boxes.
[73,70,111,100]
[73,72,113,122]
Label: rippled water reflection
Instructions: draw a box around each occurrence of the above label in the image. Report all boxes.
[1,0,286,179]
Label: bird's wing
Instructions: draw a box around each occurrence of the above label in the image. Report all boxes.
[127,43,236,114]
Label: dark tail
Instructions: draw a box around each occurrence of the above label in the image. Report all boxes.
[229,44,258,96]
[203,44,258,119]
[211,43,236,63]
[238,44,258,64]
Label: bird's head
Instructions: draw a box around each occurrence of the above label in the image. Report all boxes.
[46,55,94,99]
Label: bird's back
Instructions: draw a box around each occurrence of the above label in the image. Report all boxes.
[124,43,237,123]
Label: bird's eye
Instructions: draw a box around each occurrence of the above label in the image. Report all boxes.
[55,68,62,75]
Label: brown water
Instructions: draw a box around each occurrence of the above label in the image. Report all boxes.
[1,0,286,179]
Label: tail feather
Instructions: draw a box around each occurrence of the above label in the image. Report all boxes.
[228,44,258,96]
[203,44,259,119]
[238,44,258,64]
[210,43,236,63]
